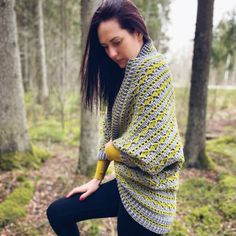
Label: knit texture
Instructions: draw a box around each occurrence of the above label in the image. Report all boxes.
[97,39,184,234]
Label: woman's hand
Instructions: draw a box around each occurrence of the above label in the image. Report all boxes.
[65,178,101,201]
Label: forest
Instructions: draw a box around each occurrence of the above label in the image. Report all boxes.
[0,0,236,235]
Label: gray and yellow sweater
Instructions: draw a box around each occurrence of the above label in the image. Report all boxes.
[94,39,185,234]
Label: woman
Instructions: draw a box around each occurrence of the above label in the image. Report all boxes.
[47,0,184,235]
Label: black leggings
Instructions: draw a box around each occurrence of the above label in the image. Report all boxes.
[46,178,161,235]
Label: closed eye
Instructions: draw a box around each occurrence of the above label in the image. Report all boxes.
[112,39,123,47]
[113,41,121,46]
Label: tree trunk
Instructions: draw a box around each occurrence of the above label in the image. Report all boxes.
[58,0,67,130]
[35,0,48,104]
[184,0,215,168]
[78,0,101,175]
[0,0,30,153]
[223,54,231,85]
[22,24,30,93]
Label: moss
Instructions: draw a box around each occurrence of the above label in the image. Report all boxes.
[185,206,222,236]
[0,180,34,227]
[168,220,189,236]
[206,136,236,175]
[178,177,218,209]
[217,174,236,219]
[87,224,100,236]
[218,174,236,189]
[199,149,217,170]
[0,144,51,171]
[16,174,28,182]
[31,144,50,163]
[177,174,236,234]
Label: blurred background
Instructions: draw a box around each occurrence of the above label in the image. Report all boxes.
[0,0,235,235]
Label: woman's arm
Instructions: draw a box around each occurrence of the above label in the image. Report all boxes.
[104,140,122,162]
[112,59,184,175]
[94,159,111,181]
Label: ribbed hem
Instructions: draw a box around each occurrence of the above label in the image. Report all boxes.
[97,150,106,160]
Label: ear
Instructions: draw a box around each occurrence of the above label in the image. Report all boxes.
[138,33,143,40]
[136,32,143,41]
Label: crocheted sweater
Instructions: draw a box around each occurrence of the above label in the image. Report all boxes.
[95,39,184,234]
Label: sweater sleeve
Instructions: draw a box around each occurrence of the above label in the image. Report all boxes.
[105,142,122,162]
[97,112,110,160]
[94,112,111,181]
[94,160,110,180]
[112,59,184,175]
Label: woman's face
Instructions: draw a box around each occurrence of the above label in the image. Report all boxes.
[97,19,144,68]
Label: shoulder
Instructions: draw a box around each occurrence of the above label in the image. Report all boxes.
[135,52,172,88]
[129,44,170,77]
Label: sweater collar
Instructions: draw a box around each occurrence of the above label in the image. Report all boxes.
[109,38,156,139]
[126,38,154,66]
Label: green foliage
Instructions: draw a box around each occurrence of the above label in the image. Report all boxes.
[207,136,236,175]
[132,0,171,52]
[29,117,81,146]
[217,174,236,219]
[185,206,222,236]
[199,149,217,170]
[0,180,34,227]
[29,119,65,142]
[87,224,100,236]
[168,220,189,236]
[212,9,236,68]
[178,177,219,209]
[26,91,81,146]
[0,144,51,171]
[175,172,236,235]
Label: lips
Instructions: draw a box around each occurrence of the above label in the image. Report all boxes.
[116,59,126,65]
[116,59,123,63]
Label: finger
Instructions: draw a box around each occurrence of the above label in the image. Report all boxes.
[65,190,74,198]
[66,186,85,198]
[79,190,92,201]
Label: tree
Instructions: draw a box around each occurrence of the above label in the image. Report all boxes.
[0,0,30,154]
[212,9,236,85]
[184,0,215,168]
[35,0,49,104]
[132,0,171,52]
[78,0,101,175]
[58,0,67,129]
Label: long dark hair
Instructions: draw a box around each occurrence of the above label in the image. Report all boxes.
[80,0,149,112]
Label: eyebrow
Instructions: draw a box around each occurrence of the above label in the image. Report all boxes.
[100,36,121,46]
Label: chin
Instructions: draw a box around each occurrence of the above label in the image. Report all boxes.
[118,62,126,68]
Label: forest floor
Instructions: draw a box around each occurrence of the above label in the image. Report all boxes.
[0,143,117,236]
[0,90,236,236]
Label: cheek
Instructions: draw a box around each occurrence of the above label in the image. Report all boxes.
[120,44,131,58]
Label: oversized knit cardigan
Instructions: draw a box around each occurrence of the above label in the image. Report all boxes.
[96,39,185,234]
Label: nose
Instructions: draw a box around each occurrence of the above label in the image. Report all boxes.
[107,47,118,60]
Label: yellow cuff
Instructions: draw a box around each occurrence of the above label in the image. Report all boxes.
[94,160,110,181]
[105,142,122,162]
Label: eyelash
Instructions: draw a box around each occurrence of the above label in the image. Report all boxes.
[102,40,122,49]
[113,41,121,46]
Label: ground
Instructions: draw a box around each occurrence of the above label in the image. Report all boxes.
[0,144,117,236]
